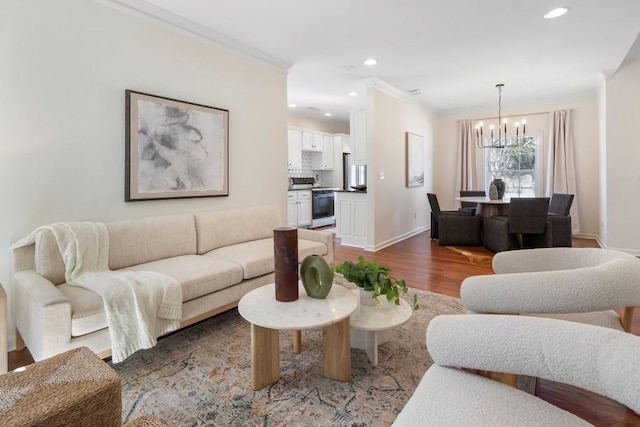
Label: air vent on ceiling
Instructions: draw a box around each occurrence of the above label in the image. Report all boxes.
[407,89,422,95]
[306,106,320,111]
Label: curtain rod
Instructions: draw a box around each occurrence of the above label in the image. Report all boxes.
[471,111,550,121]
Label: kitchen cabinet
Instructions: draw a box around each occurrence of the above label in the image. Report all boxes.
[287,190,311,227]
[335,134,350,154]
[350,110,367,165]
[335,190,367,247]
[311,135,334,170]
[288,129,302,169]
[301,131,323,152]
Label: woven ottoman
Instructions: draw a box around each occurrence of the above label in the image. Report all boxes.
[0,346,121,426]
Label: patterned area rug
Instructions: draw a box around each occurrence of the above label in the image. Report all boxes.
[113,279,467,426]
[446,246,494,265]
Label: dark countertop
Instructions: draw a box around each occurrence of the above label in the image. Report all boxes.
[335,189,367,193]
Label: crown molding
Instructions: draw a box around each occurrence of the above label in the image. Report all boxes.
[96,0,292,72]
[364,77,435,115]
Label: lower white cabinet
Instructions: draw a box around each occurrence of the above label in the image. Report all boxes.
[287,190,311,227]
[335,191,367,247]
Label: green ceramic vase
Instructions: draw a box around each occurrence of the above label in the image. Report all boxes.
[300,255,334,299]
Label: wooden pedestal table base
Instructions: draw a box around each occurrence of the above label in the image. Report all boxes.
[239,282,358,391]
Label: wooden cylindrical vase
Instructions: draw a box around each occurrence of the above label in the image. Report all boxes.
[274,227,298,302]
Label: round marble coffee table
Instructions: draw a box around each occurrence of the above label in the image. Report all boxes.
[238,282,358,390]
[350,290,413,367]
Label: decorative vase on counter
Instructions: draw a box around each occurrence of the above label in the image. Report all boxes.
[489,181,499,200]
[274,227,298,302]
[493,178,506,199]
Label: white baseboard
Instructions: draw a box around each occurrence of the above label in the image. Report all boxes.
[369,226,429,252]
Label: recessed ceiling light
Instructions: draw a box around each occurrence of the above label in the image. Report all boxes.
[544,7,568,19]
[363,58,377,66]
[348,91,358,97]
[288,103,296,108]
[324,113,332,117]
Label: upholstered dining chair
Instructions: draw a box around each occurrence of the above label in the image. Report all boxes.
[482,197,551,252]
[547,193,574,247]
[427,193,472,239]
[458,190,486,215]
[393,314,640,426]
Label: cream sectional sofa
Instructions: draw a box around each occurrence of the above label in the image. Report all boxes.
[11,205,333,362]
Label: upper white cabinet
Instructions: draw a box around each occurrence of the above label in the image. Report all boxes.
[335,134,350,154]
[301,131,323,151]
[311,134,334,170]
[288,129,302,169]
[350,110,367,164]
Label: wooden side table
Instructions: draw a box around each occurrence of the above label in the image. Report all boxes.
[238,282,358,390]
[0,282,6,374]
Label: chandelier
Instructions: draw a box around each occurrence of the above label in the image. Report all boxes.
[476,84,526,149]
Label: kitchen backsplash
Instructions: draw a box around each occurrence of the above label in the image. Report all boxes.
[288,151,325,185]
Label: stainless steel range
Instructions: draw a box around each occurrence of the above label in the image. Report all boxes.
[289,178,335,228]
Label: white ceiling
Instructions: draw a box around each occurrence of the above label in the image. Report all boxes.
[107,0,640,126]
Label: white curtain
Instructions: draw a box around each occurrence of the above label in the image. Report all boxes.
[455,120,479,200]
[546,110,580,234]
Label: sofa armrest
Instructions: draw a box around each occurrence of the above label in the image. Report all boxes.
[12,270,72,361]
[426,314,640,413]
[461,258,640,314]
[297,229,333,263]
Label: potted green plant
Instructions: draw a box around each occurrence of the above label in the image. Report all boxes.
[334,256,418,309]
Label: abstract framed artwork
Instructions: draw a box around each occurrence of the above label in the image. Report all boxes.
[125,90,229,201]
[405,132,424,187]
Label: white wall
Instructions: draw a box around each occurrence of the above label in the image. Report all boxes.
[603,58,640,253]
[435,97,601,238]
[1,0,288,349]
[287,116,349,134]
[368,88,435,249]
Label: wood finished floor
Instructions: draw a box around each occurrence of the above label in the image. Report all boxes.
[8,232,639,425]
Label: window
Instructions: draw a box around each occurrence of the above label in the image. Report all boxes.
[485,135,539,199]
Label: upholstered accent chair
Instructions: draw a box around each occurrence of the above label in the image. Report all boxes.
[458,190,486,215]
[483,197,551,252]
[460,247,640,333]
[547,193,574,247]
[393,314,640,426]
[427,193,472,240]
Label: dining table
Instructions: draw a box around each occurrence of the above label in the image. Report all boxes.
[456,196,510,217]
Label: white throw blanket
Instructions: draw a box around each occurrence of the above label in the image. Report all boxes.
[11,222,182,363]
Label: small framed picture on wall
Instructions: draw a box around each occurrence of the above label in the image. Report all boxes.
[406,132,424,187]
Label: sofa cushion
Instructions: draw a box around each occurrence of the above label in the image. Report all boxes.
[203,238,328,280]
[107,214,197,270]
[121,255,244,303]
[195,205,281,254]
[35,230,67,285]
[59,255,244,337]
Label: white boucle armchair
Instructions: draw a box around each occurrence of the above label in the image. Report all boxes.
[460,248,640,332]
[393,314,640,426]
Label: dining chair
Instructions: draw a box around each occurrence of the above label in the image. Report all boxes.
[547,193,574,247]
[483,197,551,252]
[427,193,472,239]
[458,190,486,215]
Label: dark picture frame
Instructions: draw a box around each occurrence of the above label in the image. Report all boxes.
[125,90,229,201]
